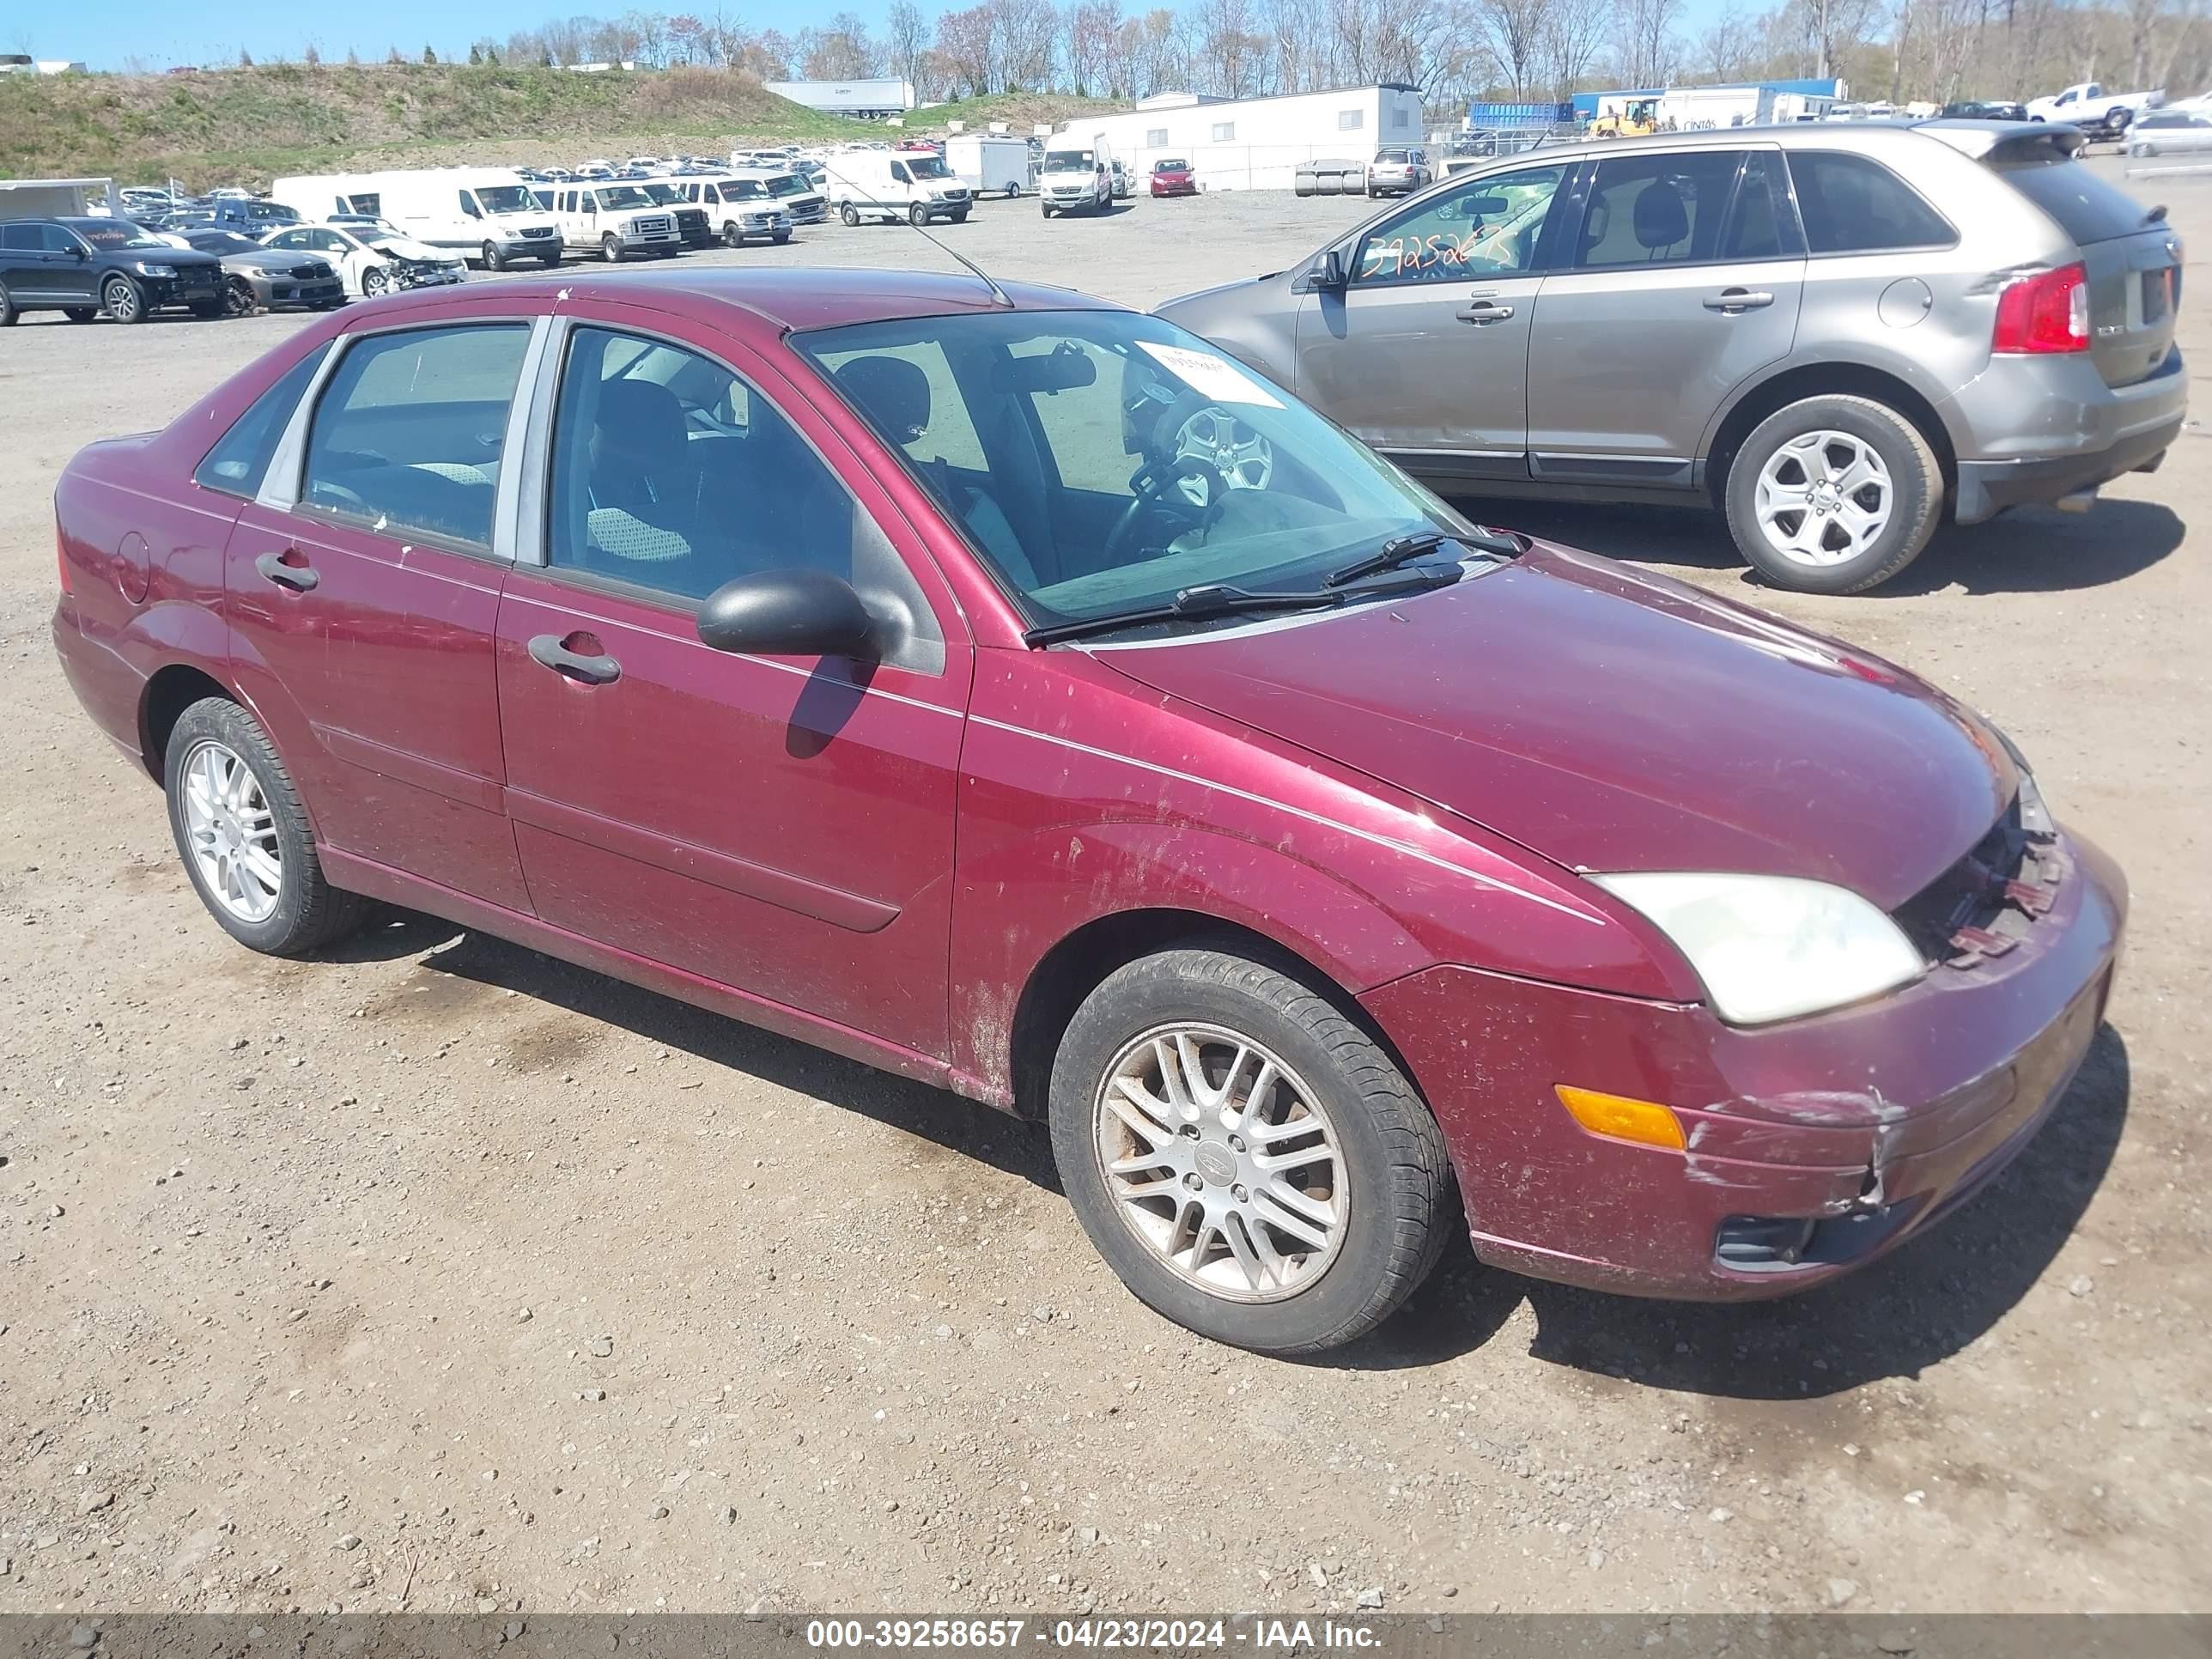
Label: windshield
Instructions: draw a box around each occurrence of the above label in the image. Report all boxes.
[595,185,653,210]
[1155,160,1188,173]
[189,231,259,252]
[907,157,952,180]
[641,183,686,204]
[1043,149,1097,171]
[76,222,168,250]
[798,310,1486,638]
[477,185,538,213]
[726,179,768,200]
[759,173,806,196]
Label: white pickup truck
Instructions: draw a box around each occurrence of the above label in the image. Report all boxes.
[2027,82,2164,132]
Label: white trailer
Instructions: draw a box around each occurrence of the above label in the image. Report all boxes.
[945,135,1032,198]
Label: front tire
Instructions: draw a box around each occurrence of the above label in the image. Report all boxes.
[1723,393,1942,593]
[362,266,391,298]
[908,203,931,228]
[0,283,15,325]
[1048,949,1458,1355]
[601,233,624,263]
[481,240,506,271]
[223,275,257,317]
[64,305,97,323]
[1042,203,1055,217]
[163,697,366,957]
[103,275,145,323]
[840,202,861,227]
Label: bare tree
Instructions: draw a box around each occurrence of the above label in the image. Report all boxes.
[934,3,999,93]
[1061,0,1122,91]
[993,0,1060,85]
[1540,0,1608,91]
[886,0,931,86]
[1478,0,1548,94]
[1695,3,1756,77]
[1608,0,1683,84]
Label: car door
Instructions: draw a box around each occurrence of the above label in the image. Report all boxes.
[1525,149,1806,487]
[43,223,102,306]
[493,304,973,1058]
[226,311,543,913]
[0,221,60,301]
[1294,159,1572,482]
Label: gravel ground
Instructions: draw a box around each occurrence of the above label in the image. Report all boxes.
[0,161,2206,1618]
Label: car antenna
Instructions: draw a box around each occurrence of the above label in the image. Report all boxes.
[819,159,1013,309]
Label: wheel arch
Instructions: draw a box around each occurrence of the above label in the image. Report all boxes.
[1003,908,1424,1124]
[139,662,240,783]
[1701,359,1959,510]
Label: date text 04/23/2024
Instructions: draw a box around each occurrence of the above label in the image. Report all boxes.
[804,1620,1383,1650]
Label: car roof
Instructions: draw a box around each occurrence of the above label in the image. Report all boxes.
[378,265,1122,331]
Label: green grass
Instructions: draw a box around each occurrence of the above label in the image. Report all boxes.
[898,91,1119,136]
[0,63,868,189]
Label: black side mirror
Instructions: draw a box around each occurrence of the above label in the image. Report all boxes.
[70,245,89,261]
[697,568,876,660]
[1297,247,1348,293]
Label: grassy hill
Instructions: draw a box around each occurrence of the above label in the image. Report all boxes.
[895,91,1121,137]
[0,63,866,190]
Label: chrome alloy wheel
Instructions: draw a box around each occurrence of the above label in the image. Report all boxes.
[1755,429,1893,567]
[1173,406,1273,507]
[180,739,283,923]
[1093,1024,1346,1302]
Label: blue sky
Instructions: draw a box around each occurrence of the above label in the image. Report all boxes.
[33,0,1735,76]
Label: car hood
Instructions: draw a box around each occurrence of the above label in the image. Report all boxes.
[223,249,319,271]
[1091,544,2016,908]
[368,237,447,262]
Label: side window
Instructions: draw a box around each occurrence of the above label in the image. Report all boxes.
[810,338,988,472]
[459,191,481,217]
[1788,152,1956,253]
[0,223,37,249]
[1212,122,1236,141]
[1573,151,1746,268]
[1352,162,1567,284]
[1719,153,1790,259]
[545,326,945,673]
[301,325,532,550]
[41,225,82,252]
[891,161,912,184]
[195,343,333,498]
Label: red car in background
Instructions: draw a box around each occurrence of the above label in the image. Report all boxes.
[50,267,2123,1354]
[1150,158,1199,198]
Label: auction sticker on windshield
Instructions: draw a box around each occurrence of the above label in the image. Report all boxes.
[1136,341,1285,408]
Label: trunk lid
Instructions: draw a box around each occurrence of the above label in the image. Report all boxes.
[1992,149,2181,386]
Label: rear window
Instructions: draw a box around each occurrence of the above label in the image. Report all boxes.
[195,343,332,499]
[1788,151,1955,252]
[1996,157,2160,245]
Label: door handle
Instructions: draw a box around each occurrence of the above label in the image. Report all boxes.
[1705,288,1775,312]
[254,549,319,592]
[1455,299,1516,325]
[528,632,622,686]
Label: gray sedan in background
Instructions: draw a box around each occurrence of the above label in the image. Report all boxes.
[178,228,345,315]
[1158,122,2184,592]
[2128,108,2212,157]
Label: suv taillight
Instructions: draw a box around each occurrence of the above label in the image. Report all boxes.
[56,522,71,596]
[1993,262,2090,354]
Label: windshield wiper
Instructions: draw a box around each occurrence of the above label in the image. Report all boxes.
[1024,568,1457,647]
[1322,526,1522,589]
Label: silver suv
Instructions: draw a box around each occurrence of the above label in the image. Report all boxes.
[1157,123,2185,592]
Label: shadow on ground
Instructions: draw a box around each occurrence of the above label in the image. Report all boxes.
[1454,495,2185,597]
[350,838,2125,1397]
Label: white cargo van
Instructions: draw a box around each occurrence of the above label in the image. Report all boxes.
[1037,143,1112,216]
[270,169,562,268]
[542,181,684,261]
[945,134,1031,198]
[820,151,973,228]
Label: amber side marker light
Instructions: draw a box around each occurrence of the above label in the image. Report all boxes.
[1555,1085,1686,1150]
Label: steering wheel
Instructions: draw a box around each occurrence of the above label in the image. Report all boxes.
[1103,453,1231,563]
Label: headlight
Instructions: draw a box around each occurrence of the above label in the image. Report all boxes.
[1590,872,1925,1026]
[135,262,178,277]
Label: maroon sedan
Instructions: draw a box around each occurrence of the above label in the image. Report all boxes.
[51,268,2124,1354]
[1150,159,1198,198]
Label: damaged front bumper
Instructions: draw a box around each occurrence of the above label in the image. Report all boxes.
[1360,828,2127,1301]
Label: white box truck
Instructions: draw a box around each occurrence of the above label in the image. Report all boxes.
[946,134,1031,198]
[270,169,562,268]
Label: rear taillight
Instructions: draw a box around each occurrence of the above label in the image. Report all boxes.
[56,523,71,596]
[1993,261,2090,354]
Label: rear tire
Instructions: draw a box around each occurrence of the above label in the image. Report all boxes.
[163,697,368,958]
[0,283,15,325]
[64,305,97,323]
[1723,393,1942,594]
[1048,948,1458,1355]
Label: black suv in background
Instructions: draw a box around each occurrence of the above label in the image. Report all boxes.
[0,218,226,325]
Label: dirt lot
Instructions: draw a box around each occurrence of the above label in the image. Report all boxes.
[1,161,2207,1619]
